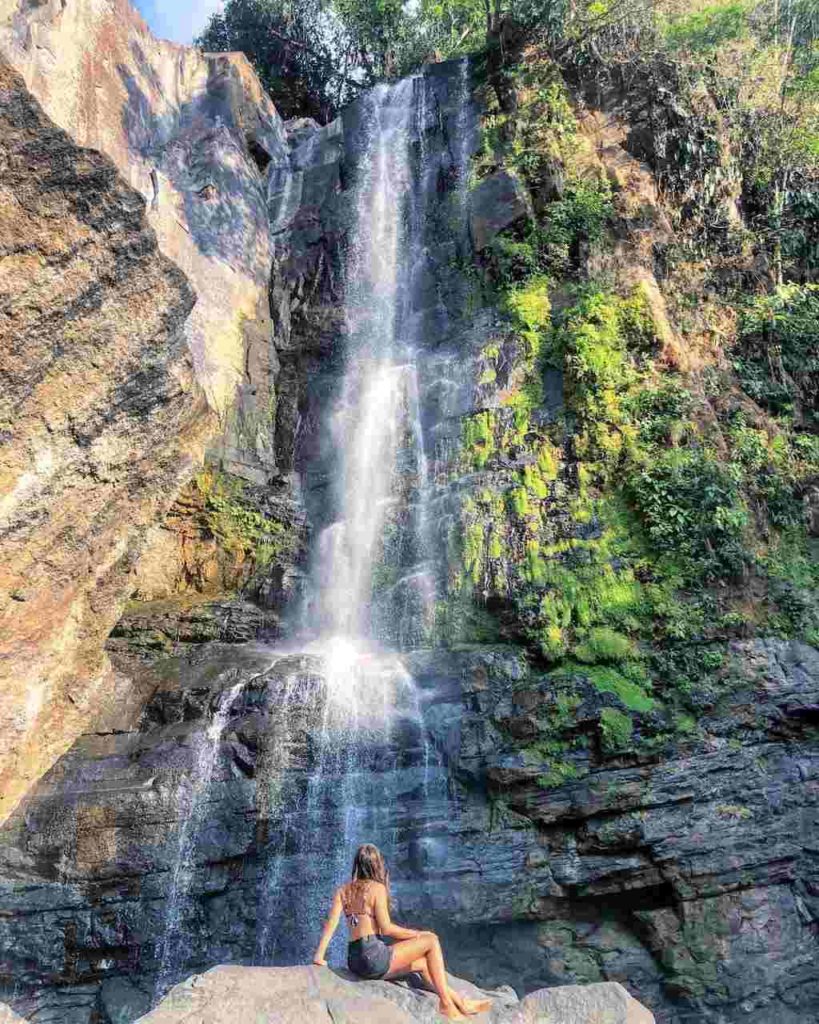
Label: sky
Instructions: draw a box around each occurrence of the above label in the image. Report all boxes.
[134,0,224,44]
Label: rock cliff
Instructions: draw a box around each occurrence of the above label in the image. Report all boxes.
[1,3,818,1024]
[0,0,292,823]
[0,55,202,825]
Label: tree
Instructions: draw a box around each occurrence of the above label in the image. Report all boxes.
[197,0,361,121]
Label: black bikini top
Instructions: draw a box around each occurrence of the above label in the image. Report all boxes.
[342,882,375,928]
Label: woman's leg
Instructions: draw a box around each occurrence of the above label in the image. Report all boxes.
[407,956,492,1017]
[385,933,464,1019]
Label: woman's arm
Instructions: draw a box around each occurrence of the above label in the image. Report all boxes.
[373,883,421,941]
[312,888,343,966]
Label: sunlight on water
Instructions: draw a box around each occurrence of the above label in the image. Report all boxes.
[157,64,472,988]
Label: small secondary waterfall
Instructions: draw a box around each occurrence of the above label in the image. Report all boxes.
[155,680,245,995]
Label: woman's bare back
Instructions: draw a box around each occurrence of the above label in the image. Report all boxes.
[339,879,384,940]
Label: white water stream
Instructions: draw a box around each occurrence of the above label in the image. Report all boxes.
[155,680,245,995]
[253,75,458,964]
[157,63,472,984]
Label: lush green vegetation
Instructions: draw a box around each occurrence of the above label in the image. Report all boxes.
[439,33,819,757]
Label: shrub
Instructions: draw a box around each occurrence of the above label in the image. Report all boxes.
[195,469,292,569]
[735,284,819,425]
[600,708,634,752]
[627,449,749,580]
[574,626,635,664]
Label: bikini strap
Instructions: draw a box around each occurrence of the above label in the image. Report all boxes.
[342,880,372,925]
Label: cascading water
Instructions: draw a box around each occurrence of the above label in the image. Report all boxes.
[154,680,245,996]
[151,61,475,986]
[253,68,474,964]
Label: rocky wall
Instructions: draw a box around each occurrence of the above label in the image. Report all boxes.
[0,56,205,827]
[0,0,298,824]
[0,639,816,1023]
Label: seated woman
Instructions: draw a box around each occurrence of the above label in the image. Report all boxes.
[312,843,492,1020]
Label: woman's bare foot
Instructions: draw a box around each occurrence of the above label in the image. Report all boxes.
[439,1001,466,1020]
[462,997,492,1015]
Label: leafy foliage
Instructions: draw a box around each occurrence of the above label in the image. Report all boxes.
[734,284,819,426]
[627,450,749,581]
[197,0,351,119]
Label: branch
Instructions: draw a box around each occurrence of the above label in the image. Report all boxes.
[266,25,366,89]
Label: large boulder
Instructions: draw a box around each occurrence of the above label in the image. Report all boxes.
[516,983,655,1024]
[468,170,532,250]
[134,965,653,1024]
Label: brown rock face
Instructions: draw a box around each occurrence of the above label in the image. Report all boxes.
[0,0,291,821]
[0,0,285,426]
[0,57,210,824]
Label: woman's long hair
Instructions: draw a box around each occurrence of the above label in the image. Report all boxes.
[350,843,390,899]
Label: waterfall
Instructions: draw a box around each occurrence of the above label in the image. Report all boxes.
[154,680,245,996]
[250,69,478,965]
[312,81,415,639]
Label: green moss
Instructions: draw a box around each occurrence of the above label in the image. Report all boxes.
[524,539,548,587]
[486,530,502,561]
[523,463,550,499]
[553,663,656,713]
[537,760,580,789]
[537,441,560,481]
[574,627,635,664]
[195,469,293,569]
[463,519,486,585]
[510,486,530,518]
[600,708,634,752]
[716,804,753,820]
[506,275,551,352]
[462,410,496,469]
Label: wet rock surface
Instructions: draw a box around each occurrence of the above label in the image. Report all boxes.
[0,638,816,1023]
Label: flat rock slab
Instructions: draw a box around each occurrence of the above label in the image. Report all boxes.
[514,983,655,1024]
[0,1004,25,1023]
[136,965,653,1024]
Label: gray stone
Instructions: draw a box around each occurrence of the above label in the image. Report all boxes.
[515,983,655,1024]
[133,966,649,1024]
[469,171,533,250]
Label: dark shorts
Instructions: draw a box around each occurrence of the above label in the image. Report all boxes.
[348,934,392,980]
